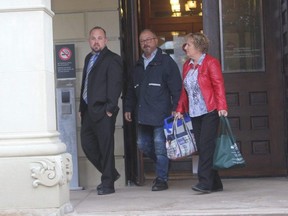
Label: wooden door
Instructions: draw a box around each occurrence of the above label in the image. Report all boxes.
[204,0,287,176]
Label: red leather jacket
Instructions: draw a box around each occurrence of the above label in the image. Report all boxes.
[176,54,228,114]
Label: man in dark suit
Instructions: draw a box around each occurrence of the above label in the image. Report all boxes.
[79,26,123,195]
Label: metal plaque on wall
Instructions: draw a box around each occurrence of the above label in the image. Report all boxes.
[55,44,76,79]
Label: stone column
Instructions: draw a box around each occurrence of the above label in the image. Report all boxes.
[0,0,73,215]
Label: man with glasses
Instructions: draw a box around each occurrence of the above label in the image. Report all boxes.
[124,29,182,191]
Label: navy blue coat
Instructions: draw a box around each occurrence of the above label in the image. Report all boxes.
[124,48,182,126]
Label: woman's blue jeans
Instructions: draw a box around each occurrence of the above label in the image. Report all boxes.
[137,124,169,181]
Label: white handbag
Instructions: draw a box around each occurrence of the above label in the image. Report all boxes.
[164,114,197,160]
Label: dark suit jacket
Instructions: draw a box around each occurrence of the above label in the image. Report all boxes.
[79,46,123,122]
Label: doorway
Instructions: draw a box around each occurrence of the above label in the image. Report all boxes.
[121,0,287,185]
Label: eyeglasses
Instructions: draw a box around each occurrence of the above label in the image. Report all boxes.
[139,38,156,44]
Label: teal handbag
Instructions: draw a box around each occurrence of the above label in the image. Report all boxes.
[213,116,246,169]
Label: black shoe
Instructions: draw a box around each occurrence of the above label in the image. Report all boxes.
[152,177,168,191]
[97,187,115,195]
[97,173,121,190]
[192,184,211,193]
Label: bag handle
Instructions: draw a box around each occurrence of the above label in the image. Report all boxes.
[164,115,174,124]
[172,117,194,144]
[172,117,179,135]
[172,116,189,135]
[220,116,236,144]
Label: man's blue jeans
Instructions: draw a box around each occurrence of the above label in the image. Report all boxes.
[137,124,169,181]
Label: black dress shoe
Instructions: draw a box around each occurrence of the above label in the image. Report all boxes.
[192,184,211,193]
[97,187,115,195]
[97,173,121,190]
[152,177,168,191]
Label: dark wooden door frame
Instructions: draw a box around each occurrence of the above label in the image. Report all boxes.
[120,0,141,185]
[202,0,221,59]
[281,0,288,173]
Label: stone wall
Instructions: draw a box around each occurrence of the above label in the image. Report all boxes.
[51,0,125,189]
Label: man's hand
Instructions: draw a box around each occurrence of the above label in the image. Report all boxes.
[124,112,132,122]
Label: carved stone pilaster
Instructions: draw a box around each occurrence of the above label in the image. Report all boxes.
[31,154,72,188]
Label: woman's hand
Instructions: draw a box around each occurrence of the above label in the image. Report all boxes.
[218,110,228,117]
[174,112,183,119]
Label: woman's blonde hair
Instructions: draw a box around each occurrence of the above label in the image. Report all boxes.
[185,32,209,53]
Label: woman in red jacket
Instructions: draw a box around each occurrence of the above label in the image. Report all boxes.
[176,32,228,193]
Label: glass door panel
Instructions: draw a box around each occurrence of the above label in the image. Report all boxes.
[157,31,187,72]
[220,0,265,72]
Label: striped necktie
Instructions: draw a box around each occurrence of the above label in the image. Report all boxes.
[82,53,99,104]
